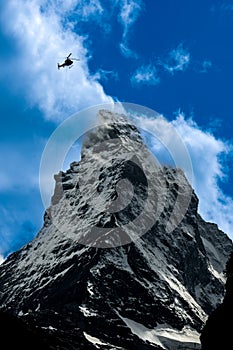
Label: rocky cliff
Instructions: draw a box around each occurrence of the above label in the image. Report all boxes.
[200,251,233,349]
[0,110,232,349]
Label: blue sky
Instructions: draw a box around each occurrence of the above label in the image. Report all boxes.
[1,0,233,261]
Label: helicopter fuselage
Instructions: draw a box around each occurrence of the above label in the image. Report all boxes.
[58,58,73,69]
[64,58,73,66]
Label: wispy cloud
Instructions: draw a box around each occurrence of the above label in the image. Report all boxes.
[194,60,213,73]
[200,60,212,73]
[71,0,110,31]
[131,44,192,87]
[132,112,233,239]
[119,42,138,58]
[1,0,113,121]
[172,114,233,236]
[131,64,160,86]
[93,68,119,82]
[211,2,233,13]
[118,0,142,58]
[74,0,104,19]
[159,43,191,74]
[131,43,201,87]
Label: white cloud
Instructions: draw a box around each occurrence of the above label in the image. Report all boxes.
[1,0,113,121]
[131,64,160,86]
[172,115,233,236]
[160,43,191,74]
[118,0,142,58]
[132,112,233,239]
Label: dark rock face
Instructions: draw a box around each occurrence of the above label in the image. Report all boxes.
[200,251,233,350]
[0,310,53,350]
[0,110,232,349]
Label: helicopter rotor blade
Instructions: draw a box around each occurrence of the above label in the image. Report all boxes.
[67,53,72,58]
[72,58,80,61]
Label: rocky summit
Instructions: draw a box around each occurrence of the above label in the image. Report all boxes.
[0,110,232,349]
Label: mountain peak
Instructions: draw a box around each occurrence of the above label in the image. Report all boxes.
[0,109,232,349]
[81,109,144,158]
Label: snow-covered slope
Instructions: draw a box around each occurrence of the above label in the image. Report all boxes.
[0,110,232,350]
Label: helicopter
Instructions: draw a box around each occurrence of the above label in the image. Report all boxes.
[57,53,80,69]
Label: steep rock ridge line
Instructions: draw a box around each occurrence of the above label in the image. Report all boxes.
[0,109,232,350]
